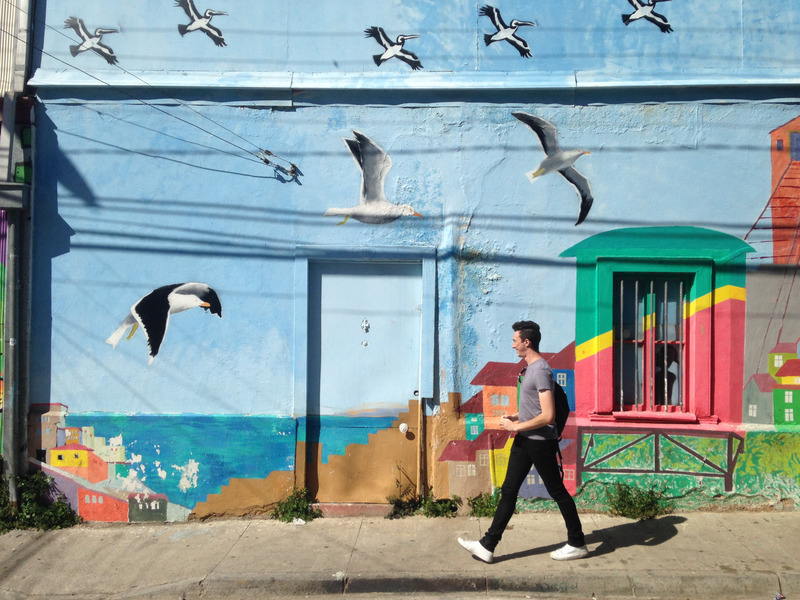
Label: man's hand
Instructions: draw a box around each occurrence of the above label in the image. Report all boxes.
[499,417,518,432]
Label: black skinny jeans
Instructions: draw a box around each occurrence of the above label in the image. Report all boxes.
[480,435,585,551]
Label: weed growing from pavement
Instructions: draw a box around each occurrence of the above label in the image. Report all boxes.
[271,488,323,523]
[0,469,82,533]
[467,490,500,517]
[386,480,461,519]
[606,481,674,520]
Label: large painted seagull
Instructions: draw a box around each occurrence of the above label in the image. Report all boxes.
[512,112,594,226]
[479,5,536,58]
[63,17,119,65]
[175,0,228,47]
[324,131,422,225]
[106,282,222,365]
[622,0,673,33]
[364,27,423,70]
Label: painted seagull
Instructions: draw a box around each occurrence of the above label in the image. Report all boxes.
[175,0,228,47]
[106,282,222,365]
[479,5,536,58]
[622,0,673,33]
[512,112,593,226]
[364,27,423,70]
[324,131,423,225]
[63,17,119,65]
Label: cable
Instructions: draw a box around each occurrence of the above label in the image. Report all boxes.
[0,0,298,176]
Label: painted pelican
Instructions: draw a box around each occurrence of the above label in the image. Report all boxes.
[324,131,423,225]
[512,112,594,226]
[106,282,222,365]
[175,0,228,47]
[63,17,119,65]
[364,27,423,70]
[479,5,536,58]
[622,0,673,33]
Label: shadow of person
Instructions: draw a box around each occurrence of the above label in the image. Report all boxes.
[493,515,687,563]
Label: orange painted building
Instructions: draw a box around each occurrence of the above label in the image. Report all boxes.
[50,444,109,484]
[770,116,800,264]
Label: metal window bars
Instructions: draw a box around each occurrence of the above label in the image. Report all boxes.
[616,277,686,412]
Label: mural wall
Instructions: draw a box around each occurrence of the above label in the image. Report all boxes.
[22,0,800,521]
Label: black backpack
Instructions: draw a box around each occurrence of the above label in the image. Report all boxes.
[553,381,570,440]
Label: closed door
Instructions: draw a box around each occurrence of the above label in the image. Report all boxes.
[307,260,422,502]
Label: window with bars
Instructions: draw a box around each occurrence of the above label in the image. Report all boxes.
[613,275,691,413]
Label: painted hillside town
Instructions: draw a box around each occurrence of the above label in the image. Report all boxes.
[1,0,800,524]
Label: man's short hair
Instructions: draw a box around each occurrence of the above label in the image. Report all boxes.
[513,320,541,352]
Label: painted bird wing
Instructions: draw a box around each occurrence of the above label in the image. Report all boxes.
[349,132,392,206]
[64,17,90,41]
[203,23,226,46]
[507,35,532,58]
[646,10,673,32]
[132,284,180,362]
[364,26,393,50]
[479,5,507,30]
[174,0,200,20]
[512,112,561,155]
[396,50,423,70]
[559,166,594,226]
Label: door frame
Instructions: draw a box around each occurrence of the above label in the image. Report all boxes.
[292,245,437,492]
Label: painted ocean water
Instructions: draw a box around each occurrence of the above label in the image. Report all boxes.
[66,413,396,510]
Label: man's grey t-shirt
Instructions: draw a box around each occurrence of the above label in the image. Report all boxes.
[517,358,557,441]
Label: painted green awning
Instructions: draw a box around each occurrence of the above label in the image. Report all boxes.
[560,227,754,263]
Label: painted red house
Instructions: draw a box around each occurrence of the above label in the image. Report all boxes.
[769,116,800,264]
[77,486,129,522]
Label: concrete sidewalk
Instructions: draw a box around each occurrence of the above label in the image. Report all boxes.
[0,511,796,600]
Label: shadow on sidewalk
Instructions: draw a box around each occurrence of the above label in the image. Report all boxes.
[494,515,687,563]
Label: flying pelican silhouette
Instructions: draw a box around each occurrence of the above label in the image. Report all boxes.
[512,112,594,226]
[622,0,673,33]
[106,282,222,365]
[479,5,536,58]
[175,0,228,47]
[324,131,423,225]
[364,27,423,70]
[63,17,119,65]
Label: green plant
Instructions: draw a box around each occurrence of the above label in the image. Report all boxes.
[467,490,501,517]
[386,485,461,519]
[0,469,82,533]
[270,488,322,523]
[606,481,674,520]
[419,491,461,518]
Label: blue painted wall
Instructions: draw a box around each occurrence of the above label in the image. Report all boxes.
[25,0,800,517]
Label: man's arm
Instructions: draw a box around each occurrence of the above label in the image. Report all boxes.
[499,389,554,432]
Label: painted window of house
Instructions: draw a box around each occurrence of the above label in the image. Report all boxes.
[775,355,784,368]
[467,465,477,476]
[786,390,794,403]
[491,394,499,405]
[479,454,488,467]
[57,454,63,461]
[557,372,567,386]
[495,454,507,467]
[786,409,795,423]
[778,139,784,151]
[500,394,509,406]
[749,404,758,417]
[456,465,465,478]
[84,495,90,503]
[470,425,479,436]
[614,276,688,412]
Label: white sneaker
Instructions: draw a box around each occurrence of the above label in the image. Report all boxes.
[457,537,494,563]
[550,543,589,561]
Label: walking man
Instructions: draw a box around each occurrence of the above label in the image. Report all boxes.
[458,320,588,562]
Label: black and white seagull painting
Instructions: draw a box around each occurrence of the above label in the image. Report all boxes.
[175,0,228,47]
[364,27,423,70]
[479,5,536,58]
[106,282,222,365]
[622,0,673,33]
[63,17,119,65]
[512,112,594,226]
[324,131,423,225]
